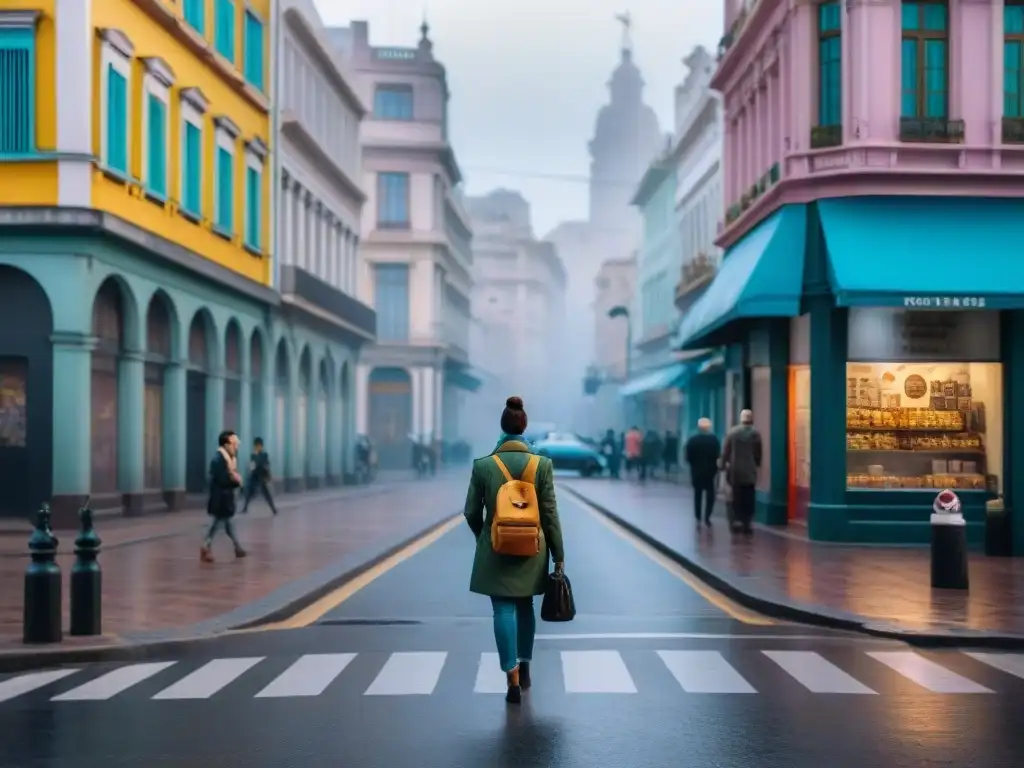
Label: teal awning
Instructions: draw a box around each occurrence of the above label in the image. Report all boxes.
[820,197,1024,309]
[446,366,482,392]
[676,205,807,350]
[619,362,693,398]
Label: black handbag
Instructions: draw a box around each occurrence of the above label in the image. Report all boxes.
[540,571,576,622]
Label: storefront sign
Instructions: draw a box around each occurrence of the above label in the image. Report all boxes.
[903,296,986,309]
[848,307,1000,362]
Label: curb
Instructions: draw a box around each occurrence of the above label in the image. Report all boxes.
[563,486,1024,650]
[0,510,462,673]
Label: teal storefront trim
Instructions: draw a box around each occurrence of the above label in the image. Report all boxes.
[819,197,1024,309]
[677,205,808,350]
[619,360,697,398]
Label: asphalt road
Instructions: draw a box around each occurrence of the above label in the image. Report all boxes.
[2,490,1024,767]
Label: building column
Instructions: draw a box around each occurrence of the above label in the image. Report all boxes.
[296,189,308,272]
[205,371,226,465]
[410,367,423,436]
[308,375,324,487]
[282,174,294,266]
[238,345,252,449]
[284,358,303,492]
[50,331,94,524]
[435,368,445,441]
[161,359,187,508]
[421,366,435,439]
[327,370,342,484]
[326,218,337,287]
[117,349,145,514]
[355,362,369,434]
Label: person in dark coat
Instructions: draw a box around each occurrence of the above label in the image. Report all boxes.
[242,437,278,515]
[464,396,565,705]
[663,430,680,478]
[642,429,662,481]
[200,430,246,562]
[600,428,621,478]
[722,409,763,534]
[685,418,721,526]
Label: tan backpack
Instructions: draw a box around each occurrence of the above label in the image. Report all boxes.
[490,454,542,556]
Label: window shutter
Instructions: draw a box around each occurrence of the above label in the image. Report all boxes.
[147,96,166,195]
[107,67,128,172]
[0,28,34,155]
[184,122,201,213]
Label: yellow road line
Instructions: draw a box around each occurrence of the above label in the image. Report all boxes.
[252,513,464,631]
[573,497,775,626]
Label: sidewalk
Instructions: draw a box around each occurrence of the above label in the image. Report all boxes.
[0,477,466,667]
[562,478,1024,647]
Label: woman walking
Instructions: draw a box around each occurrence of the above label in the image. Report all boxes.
[464,396,565,704]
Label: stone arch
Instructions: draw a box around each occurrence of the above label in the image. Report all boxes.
[90,276,139,496]
[223,319,243,434]
[142,290,177,491]
[249,327,267,443]
[368,366,413,470]
[273,337,291,478]
[298,345,313,480]
[184,307,217,492]
[0,266,53,517]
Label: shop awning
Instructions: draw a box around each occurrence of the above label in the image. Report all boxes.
[675,205,808,350]
[446,366,482,392]
[819,196,1024,309]
[618,362,693,398]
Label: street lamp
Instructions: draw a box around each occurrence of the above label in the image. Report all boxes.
[607,305,631,383]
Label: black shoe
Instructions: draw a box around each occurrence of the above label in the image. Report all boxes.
[519,661,531,690]
[704,518,712,527]
[742,524,754,535]
[505,684,521,704]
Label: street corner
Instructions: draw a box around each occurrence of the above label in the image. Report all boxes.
[0,633,224,675]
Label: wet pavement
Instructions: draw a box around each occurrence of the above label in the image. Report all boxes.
[2,485,1023,766]
[0,478,465,644]
[562,478,1024,636]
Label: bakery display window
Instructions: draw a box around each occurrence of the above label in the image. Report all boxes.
[846,362,1002,492]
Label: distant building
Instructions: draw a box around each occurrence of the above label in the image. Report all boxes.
[466,190,568,423]
[332,20,478,469]
[588,255,637,433]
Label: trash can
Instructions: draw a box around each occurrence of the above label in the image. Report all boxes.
[931,489,969,590]
[984,496,1012,557]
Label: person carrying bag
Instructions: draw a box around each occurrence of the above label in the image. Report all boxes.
[464,396,566,706]
[541,563,576,622]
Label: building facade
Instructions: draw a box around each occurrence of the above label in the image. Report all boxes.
[680,0,1024,547]
[273,0,376,490]
[0,0,277,522]
[586,256,636,434]
[333,21,477,470]
[466,190,568,424]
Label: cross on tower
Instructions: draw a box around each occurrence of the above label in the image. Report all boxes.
[615,11,632,52]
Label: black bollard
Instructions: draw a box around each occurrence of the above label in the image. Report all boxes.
[23,503,62,644]
[70,497,102,636]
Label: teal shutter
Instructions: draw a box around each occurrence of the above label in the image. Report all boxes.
[1006,42,1023,118]
[0,27,36,155]
[924,39,947,117]
[184,0,205,34]
[818,37,841,125]
[106,67,128,173]
[215,0,236,62]
[183,122,201,214]
[146,95,167,196]
[244,12,264,90]
[216,146,233,232]
[245,165,260,248]
[901,39,919,117]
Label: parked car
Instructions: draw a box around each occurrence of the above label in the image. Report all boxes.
[532,433,607,477]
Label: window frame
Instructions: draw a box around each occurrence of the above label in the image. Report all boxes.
[140,57,174,200]
[901,0,950,119]
[374,263,411,341]
[243,8,264,91]
[98,28,134,176]
[183,0,205,34]
[1004,1,1024,119]
[815,1,842,129]
[373,84,414,121]
[376,171,411,229]
[213,115,240,236]
[214,0,236,64]
[179,87,209,221]
[243,137,268,252]
[0,12,40,156]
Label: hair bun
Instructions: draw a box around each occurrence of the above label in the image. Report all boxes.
[505,396,523,411]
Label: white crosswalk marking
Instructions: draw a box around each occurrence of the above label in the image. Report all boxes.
[0,669,80,703]
[152,658,264,700]
[51,662,177,701]
[763,651,876,694]
[256,653,357,698]
[364,652,447,696]
[965,652,1024,680]
[657,650,755,693]
[867,651,993,693]
[474,653,508,693]
[561,650,637,693]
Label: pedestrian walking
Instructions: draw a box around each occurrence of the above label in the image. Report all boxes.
[600,428,621,478]
[464,396,565,705]
[662,430,680,479]
[721,409,762,535]
[624,425,643,479]
[642,429,661,481]
[685,418,721,526]
[241,437,278,515]
[200,430,247,562]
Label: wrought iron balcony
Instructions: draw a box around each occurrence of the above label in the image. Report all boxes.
[810,124,842,149]
[898,117,965,144]
[675,252,717,301]
[1002,117,1024,144]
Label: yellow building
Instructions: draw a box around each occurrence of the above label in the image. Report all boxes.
[0,0,281,522]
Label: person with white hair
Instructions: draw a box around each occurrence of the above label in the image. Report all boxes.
[684,417,721,526]
[721,409,762,534]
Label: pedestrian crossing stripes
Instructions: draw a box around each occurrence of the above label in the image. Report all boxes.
[3,649,1023,703]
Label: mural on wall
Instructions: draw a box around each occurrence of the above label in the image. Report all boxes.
[0,358,27,447]
[91,281,123,495]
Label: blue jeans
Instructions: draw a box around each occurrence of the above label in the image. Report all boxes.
[491,597,536,673]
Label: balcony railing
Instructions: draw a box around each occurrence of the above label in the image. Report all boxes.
[898,117,965,144]
[725,162,781,226]
[675,252,717,301]
[810,124,842,149]
[1003,117,1024,144]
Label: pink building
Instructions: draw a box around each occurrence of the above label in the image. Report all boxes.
[675,0,1024,548]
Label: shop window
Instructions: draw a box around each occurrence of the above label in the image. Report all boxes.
[0,357,27,448]
[846,362,1002,492]
[788,366,811,522]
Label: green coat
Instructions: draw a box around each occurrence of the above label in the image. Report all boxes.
[464,437,565,598]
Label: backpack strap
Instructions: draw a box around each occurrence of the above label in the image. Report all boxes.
[521,455,540,485]
[491,455,514,482]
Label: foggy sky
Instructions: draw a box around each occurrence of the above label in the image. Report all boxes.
[314,0,722,236]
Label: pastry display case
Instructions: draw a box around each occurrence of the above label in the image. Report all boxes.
[846,362,1000,491]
